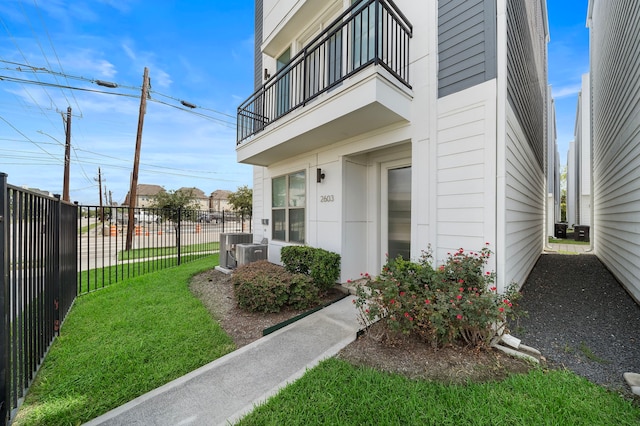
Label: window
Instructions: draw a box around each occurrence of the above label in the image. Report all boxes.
[272,171,305,243]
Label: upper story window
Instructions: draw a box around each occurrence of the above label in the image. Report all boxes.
[272,171,305,243]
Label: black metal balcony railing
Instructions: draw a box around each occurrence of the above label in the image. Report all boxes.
[237,0,412,144]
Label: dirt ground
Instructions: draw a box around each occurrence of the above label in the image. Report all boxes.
[189,268,535,384]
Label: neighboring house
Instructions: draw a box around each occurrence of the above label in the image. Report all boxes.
[123,184,165,207]
[569,73,591,228]
[566,141,577,227]
[546,85,561,239]
[588,0,640,302]
[177,187,209,210]
[210,189,232,211]
[236,0,550,292]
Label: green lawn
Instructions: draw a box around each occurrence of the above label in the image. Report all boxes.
[118,241,219,260]
[13,255,234,426]
[13,254,640,426]
[236,358,640,425]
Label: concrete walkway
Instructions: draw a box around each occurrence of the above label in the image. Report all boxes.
[84,296,360,426]
[545,242,592,254]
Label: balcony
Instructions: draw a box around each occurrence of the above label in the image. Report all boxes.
[236,0,413,166]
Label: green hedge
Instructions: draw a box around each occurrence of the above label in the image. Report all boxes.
[280,246,341,292]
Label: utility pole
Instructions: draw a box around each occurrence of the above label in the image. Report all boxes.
[97,167,104,222]
[126,67,150,250]
[62,106,71,202]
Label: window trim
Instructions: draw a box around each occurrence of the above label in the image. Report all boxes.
[272,170,306,243]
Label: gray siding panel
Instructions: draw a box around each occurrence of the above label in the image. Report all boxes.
[505,0,546,170]
[254,0,263,90]
[438,0,497,97]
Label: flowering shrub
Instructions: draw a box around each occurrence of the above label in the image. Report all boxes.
[354,245,523,347]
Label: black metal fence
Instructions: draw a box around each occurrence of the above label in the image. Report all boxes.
[237,0,412,143]
[78,206,251,295]
[0,174,78,425]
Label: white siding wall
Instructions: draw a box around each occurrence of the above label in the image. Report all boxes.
[252,166,265,243]
[589,0,640,303]
[577,73,591,227]
[566,141,576,226]
[505,104,545,290]
[435,80,498,281]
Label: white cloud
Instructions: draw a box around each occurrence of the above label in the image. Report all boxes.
[552,84,581,99]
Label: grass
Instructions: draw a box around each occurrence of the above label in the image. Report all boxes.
[13,255,235,426]
[117,241,219,260]
[13,255,640,425]
[79,254,214,294]
[579,341,610,364]
[548,237,590,245]
[236,358,640,425]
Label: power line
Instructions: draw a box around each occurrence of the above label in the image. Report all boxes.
[32,0,84,117]
[0,114,62,163]
[0,60,239,124]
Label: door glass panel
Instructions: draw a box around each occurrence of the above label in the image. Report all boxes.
[388,166,411,261]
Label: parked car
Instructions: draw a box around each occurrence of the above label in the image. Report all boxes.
[197,213,213,223]
[135,211,159,223]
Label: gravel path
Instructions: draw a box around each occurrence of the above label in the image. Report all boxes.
[517,253,640,397]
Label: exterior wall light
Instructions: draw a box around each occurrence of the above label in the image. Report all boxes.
[316,168,325,183]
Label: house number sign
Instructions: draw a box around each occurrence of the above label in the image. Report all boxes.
[320,195,335,202]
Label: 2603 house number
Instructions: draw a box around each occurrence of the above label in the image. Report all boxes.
[320,195,335,202]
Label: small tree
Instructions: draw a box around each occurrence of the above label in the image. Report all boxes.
[151,189,200,224]
[228,185,253,218]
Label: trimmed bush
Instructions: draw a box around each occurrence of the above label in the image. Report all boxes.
[281,246,341,292]
[232,260,318,313]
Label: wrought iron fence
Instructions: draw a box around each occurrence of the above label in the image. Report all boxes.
[78,206,252,295]
[0,174,77,425]
[237,0,412,143]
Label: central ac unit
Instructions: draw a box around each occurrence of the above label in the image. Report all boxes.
[236,243,268,267]
[219,233,253,269]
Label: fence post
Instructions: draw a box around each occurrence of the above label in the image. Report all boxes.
[176,207,181,266]
[0,173,9,425]
[52,196,61,336]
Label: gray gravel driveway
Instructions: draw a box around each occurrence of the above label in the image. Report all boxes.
[517,253,640,398]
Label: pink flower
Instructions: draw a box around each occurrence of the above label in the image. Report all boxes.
[457,295,462,300]
[499,307,504,313]
[404,312,410,318]
[390,299,396,304]
[490,286,497,291]
[456,314,463,320]
[439,265,445,272]
[459,287,464,292]
[399,291,405,296]
[425,299,431,304]
[486,271,491,275]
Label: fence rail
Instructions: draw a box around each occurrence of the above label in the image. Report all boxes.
[1,177,252,424]
[77,206,251,295]
[0,174,77,425]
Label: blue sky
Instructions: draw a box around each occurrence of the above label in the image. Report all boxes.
[1,0,589,205]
